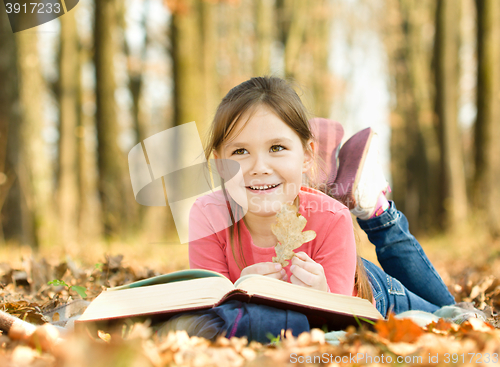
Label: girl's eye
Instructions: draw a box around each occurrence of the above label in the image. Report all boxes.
[270,145,285,152]
[232,148,247,155]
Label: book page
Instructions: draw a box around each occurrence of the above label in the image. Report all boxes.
[233,273,267,288]
[235,276,382,320]
[110,269,228,291]
[79,277,234,322]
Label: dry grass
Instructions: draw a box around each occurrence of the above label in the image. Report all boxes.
[0,230,190,275]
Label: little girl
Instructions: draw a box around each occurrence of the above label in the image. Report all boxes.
[162,76,455,342]
[189,76,358,297]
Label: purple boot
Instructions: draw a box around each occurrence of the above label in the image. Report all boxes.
[308,118,344,193]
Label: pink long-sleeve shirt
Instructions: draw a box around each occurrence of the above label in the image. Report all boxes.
[188,186,357,296]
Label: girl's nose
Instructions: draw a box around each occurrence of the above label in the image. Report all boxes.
[249,154,272,175]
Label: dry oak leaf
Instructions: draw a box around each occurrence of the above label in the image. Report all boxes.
[374,314,424,343]
[271,203,316,267]
[426,318,459,334]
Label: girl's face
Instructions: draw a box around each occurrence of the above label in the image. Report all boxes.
[215,105,314,218]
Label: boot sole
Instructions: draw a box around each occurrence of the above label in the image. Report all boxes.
[309,118,344,189]
[332,127,374,209]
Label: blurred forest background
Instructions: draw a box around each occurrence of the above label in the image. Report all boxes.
[0,0,499,258]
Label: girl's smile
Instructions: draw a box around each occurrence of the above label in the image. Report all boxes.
[215,105,314,218]
[246,183,281,194]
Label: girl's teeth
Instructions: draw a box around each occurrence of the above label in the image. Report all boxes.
[250,184,278,190]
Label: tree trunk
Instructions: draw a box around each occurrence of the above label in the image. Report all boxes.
[308,0,332,118]
[0,10,21,244]
[254,0,274,76]
[57,9,80,246]
[94,0,127,237]
[171,0,205,131]
[474,0,500,236]
[76,33,102,245]
[201,0,218,124]
[277,0,332,117]
[122,0,149,232]
[434,0,468,231]
[14,30,55,248]
[402,0,440,233]
[122,0,149,144]
[280,0,309,78]
[383,0,439,233]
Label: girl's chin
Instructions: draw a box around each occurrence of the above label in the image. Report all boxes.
[246,200,295,217]
[246,209,281,218]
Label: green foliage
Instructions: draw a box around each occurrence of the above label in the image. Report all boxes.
[357,316,376,326]
[48,279,87,298]
[47,279,69,288]
[266,332,281,346]
[352,313,376,329]
[71,286,88,298]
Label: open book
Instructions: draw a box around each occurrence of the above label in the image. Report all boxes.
[75,269,383,331]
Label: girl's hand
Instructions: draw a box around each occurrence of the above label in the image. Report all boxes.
[290,252,328,292]
[240,262,287,281]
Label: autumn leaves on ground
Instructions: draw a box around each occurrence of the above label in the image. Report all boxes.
[0,227,499,367]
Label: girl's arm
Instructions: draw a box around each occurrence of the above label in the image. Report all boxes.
[290,208,356,295]
[189,200,286,282]
[188,201,230,279]
[313,207,357,295]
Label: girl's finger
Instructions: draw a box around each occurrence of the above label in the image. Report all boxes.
[298,261,324,276]
[291,256,322,275]
[290,265,316,287]
[261,262,282,275]
[295,252,314,263]
[290,273,312,288]
[291,255,306,268]
[292,252,317,268]
[254,262,282,275]
[266,269,286,280]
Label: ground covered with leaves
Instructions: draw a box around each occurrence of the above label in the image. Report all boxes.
[1,251,500,366]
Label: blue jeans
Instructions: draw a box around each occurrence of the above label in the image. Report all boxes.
[359,201,455,317]
[161,202,455,340]
[157,300,309,343]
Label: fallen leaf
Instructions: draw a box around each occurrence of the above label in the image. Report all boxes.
[375,314,424,343]
[271,203,316,267]
[98,330,111,343]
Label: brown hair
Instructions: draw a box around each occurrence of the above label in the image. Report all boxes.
[205,76,313,157]
[355,256,373,302]
[205,76,372,301]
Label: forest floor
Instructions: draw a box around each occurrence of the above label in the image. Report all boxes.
[1,219,500,366]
